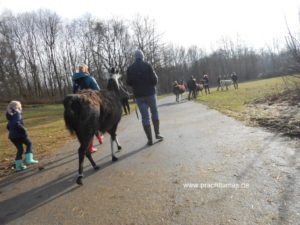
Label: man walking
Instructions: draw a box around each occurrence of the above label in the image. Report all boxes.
[126,50,163,145]
[187,75,197,100]
[231,72,238,89]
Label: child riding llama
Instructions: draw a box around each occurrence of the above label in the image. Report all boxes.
[63,76,122,185]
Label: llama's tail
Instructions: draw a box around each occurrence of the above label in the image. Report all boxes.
[63,95,78,135]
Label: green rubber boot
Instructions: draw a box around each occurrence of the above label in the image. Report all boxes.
[25,153,39,164]
[15,160,27,172]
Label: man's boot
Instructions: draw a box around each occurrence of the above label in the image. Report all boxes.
[153,120,164,140]
[143,124,153,146]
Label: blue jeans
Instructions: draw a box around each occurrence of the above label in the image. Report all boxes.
[136,95,159,126]
[10,137,32,160]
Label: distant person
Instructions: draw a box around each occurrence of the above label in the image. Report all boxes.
[126,49,163,145]
[173,80,180,102]
[203,74,210,94]
[217,75,221,91]
[72,64,104,153]
[187,75,197,100]
[231,72,238,89]
[6,101,38,172]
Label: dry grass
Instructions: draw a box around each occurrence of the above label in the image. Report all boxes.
[196,75,300,136]
[196,76,287,116]
[0,105,74,177]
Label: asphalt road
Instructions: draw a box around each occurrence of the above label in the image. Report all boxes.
[0,96,299,225]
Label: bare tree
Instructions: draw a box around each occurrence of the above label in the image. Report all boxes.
[131,15,163,70]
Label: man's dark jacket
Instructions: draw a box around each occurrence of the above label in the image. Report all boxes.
[187,78,196,90]
[126,59,158,98]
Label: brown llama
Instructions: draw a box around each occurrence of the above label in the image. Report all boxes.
[173,81,186,102]
[195,82,204,97]
[63,85,122,185]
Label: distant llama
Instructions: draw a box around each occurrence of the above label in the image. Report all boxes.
[173,80,186,102]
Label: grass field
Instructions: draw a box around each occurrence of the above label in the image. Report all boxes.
[0,76,293,176]
[195,76,290,119]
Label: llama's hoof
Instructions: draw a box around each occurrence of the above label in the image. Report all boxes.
[112,156,118,162]
[117,145,122,151]
[76,177,83,185]
[94,166,100,170]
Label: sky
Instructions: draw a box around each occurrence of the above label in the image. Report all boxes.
[0,0,299,50]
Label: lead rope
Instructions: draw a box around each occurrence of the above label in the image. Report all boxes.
[135,102,139,120]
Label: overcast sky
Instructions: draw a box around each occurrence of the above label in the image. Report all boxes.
[0,0,299,50]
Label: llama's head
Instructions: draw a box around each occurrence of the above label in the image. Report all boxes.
[110,74,122,90]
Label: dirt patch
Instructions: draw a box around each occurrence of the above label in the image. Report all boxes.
[0,163,14,178]
[245,89,300,137]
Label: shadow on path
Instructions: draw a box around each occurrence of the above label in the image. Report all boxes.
[0,144,149,224]
[158,99,188,108]
[0,152,78,189]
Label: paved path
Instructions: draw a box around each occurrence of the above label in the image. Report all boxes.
[0,96,299,225]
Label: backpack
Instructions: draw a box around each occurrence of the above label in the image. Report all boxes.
[74,77,89,92]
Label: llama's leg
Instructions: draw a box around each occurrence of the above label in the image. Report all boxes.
[76,133,94,185]
[85,151,99,170]
[110,136,118,162]
[77,145,86,185]
[115,136,122,151]
[122,100,127,114]
[126,99,130,114]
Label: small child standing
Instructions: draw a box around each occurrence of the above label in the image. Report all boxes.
[6,101,38,171]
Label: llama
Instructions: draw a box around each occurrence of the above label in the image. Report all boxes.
[173,82,186,102]
[220,80,233,90]
[195,82,204,97]
[63,84,122,185]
